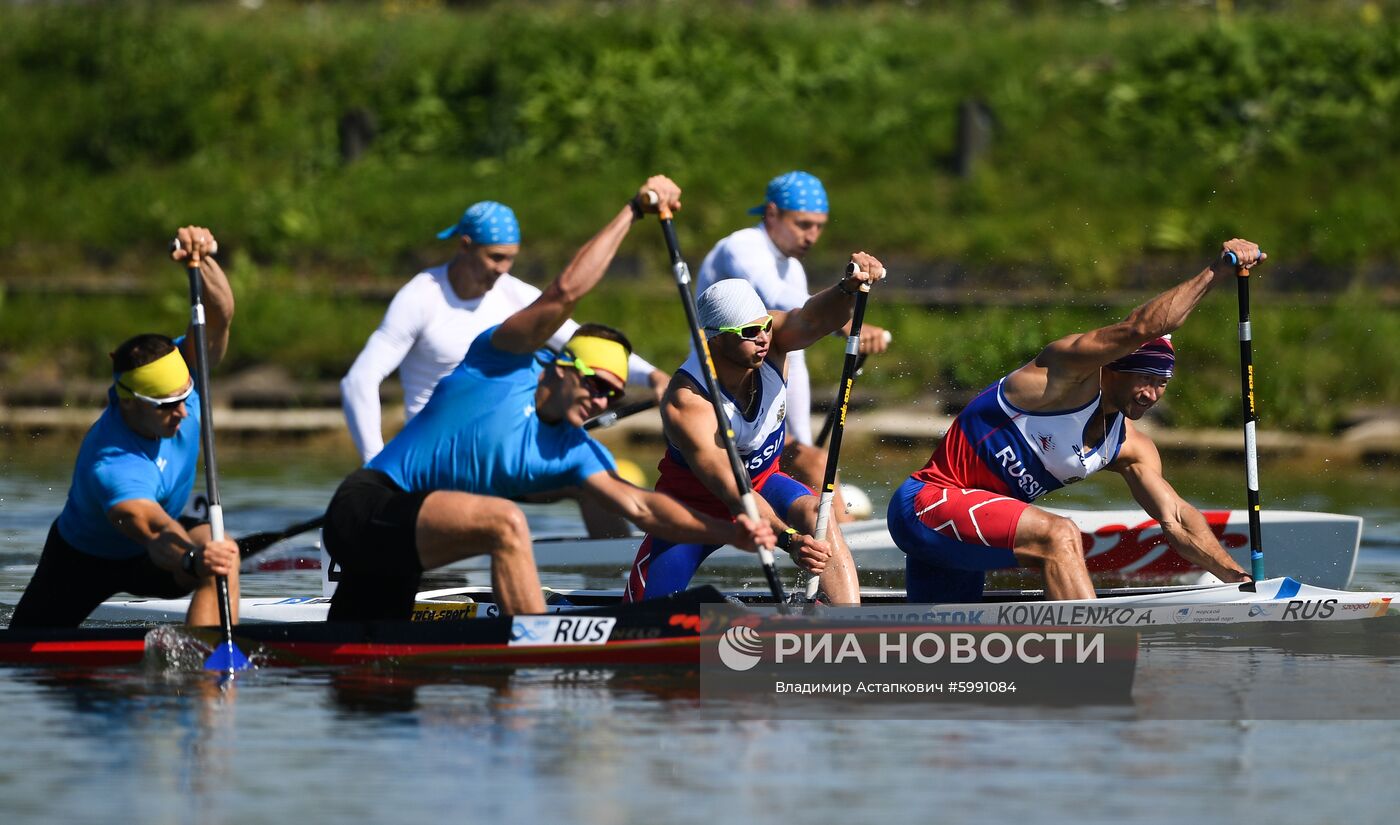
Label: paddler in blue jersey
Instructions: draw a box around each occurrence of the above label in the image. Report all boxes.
[9,228,240,628]
[322,176,775,620]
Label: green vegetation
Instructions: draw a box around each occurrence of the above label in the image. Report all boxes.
[2,278,1394,434]
[1,1,1396,431]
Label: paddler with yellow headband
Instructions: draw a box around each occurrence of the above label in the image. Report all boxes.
[9,227,240,628]
[322,176,775,619]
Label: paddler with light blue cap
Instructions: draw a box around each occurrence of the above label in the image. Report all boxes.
[341,197,672,537]
[697,171,891,522]
[9,227,241,629]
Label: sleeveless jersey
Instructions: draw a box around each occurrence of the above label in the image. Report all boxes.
[914,378,1125,503]
[654,351,788,512]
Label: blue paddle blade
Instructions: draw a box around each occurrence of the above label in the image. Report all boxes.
[204,640,252,673]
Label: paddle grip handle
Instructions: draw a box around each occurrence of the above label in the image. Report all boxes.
[170,237,219,256]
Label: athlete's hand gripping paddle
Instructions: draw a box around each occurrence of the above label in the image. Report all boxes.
[806,261,879,601]
[648,190,789,609]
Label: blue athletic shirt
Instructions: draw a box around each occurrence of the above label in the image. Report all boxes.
[56,385,203,560]
[368,326,617,498]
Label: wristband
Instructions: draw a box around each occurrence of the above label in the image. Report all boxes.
[181,548,198,576]
[775,527,799,552]
[628,195,645,221]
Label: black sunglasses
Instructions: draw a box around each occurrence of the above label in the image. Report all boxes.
[580,374,625,401]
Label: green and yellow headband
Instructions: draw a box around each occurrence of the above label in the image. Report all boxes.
[556,335,629,384]
[114,348,193,405]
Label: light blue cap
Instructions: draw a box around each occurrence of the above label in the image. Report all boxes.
[747,171,829,216]
[436,201,521,244]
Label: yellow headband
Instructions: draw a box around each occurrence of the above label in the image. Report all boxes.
[115,348,192,402]
[559,335,629,384]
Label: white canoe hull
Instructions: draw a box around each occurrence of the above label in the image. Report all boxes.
[243,508,1362,590]
[83,576,1396,628]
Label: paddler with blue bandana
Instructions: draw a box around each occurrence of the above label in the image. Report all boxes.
[9,227,240,628]
[321,176,774,620]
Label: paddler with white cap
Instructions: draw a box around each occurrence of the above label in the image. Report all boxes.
[623,253,887,605]
[9,227,240,628]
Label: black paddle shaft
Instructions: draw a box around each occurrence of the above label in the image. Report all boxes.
[1229,250,1265,579]
[185,261,240,666]
[656,212,788,606]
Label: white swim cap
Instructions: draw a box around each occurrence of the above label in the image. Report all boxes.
[697,279,768,338]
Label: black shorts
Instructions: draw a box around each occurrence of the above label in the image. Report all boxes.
[8,519,200,629]
[323,468,430,621]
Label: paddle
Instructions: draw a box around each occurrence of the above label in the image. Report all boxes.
[814,330,890,448]
[806,262,877,601]
[583,397,658,432]
[178,239,251,676]
[237,514,326,559]
[650,194,788,608]
[1225,248,1267,581]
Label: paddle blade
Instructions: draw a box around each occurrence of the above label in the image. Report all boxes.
[203,639,252,674]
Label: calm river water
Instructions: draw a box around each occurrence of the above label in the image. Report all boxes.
[2,438,1398,823]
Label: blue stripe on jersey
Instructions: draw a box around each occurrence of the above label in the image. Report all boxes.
[954,382,1063,502]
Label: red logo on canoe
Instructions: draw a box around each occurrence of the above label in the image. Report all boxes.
[1081,511,1247,576]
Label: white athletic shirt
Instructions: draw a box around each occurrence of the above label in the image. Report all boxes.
[342,264,660,461]
[697,225,814,445]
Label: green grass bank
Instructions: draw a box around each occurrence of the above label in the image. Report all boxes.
[1,1,1399,283]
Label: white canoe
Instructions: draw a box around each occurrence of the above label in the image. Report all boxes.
[244,507,1362,590]
[84,577,1397,629]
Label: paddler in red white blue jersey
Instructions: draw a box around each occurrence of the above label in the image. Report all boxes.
[888,240,1263,602]
[624,253,887,605]
[9,228,240,628]
[322,176,773,620]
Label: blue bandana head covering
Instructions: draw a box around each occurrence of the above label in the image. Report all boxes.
[747,171,829,216]
[436,201,521,244]
[1107,335,1175,378]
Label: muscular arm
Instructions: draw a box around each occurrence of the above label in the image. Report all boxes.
[492,176,681,355]
[1005,238,1263,407]
[771,252,885,357]
[171,227,235,370]
[107,499,199,573]
[582,471,758,547]
[1112,423,1251,582]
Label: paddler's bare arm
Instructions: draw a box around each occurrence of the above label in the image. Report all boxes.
[1007,240,1266,409]
[771,252,886,357]
[491,175,682,355]
[106,499,239,579]
[1111,424,1251,583]
[170,226,234,368]
[581,471,775,551]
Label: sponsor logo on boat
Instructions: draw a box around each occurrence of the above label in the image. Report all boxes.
[508,616,617,647]
[1338,597,1392,616]
[1169,605,1233,624]
[1248,604,1271,618]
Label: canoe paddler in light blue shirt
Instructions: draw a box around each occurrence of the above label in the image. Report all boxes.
[321,176,775,620]
[9,227,241,629]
